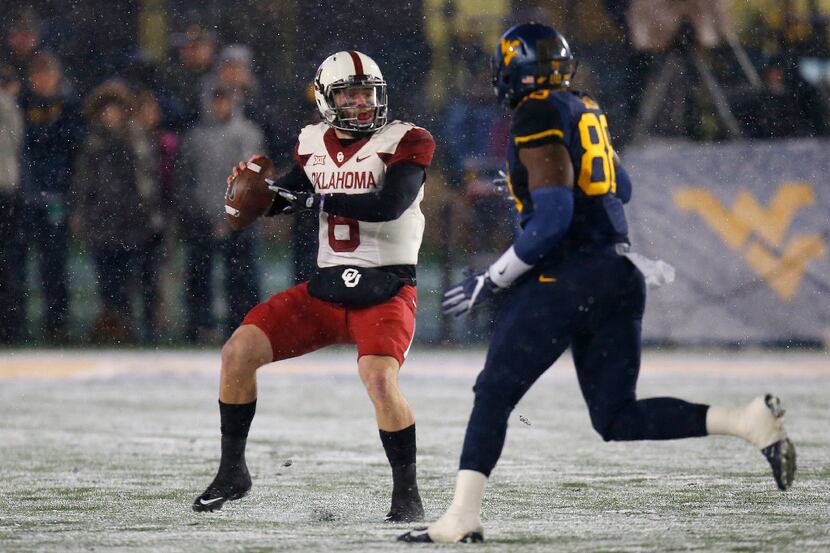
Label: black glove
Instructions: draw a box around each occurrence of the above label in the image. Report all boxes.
[269,185,321,213]
[441,270,502,317]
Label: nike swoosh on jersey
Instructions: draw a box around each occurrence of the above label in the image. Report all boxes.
[538,275,557,283]
[356,154,373,162]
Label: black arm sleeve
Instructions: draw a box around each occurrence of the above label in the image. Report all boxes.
[265,163,313,216]
[321,162,425,222]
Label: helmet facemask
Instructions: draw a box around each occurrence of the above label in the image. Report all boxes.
[317,76,388,133]
[536,38,577,88]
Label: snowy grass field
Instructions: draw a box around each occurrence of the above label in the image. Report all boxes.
[1,348,829,552]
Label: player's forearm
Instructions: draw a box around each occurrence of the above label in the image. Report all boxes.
[265,163,312,216]
[321,162,424,223]
[489,187,574,287]
[615,162,632,204]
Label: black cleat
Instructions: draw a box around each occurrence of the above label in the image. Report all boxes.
[762,438,796,491]
[756,395,796,491]
[397,527,484,543]
[385,491,425,523]
[192,468,252,512]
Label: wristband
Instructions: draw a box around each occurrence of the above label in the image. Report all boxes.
[488,246,533,288]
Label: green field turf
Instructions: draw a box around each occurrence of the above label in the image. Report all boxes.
[1,349,828,552]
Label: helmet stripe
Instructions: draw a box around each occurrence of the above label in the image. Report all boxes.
[347,50,365,77]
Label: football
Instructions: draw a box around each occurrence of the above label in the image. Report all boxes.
[224,155,277,230]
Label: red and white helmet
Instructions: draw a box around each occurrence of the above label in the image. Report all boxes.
[313,50,388,132]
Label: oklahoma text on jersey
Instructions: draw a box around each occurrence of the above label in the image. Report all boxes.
[310,170,378,190]
[295,120,435,268]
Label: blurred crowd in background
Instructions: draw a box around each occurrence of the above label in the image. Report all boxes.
[1,0,829,347]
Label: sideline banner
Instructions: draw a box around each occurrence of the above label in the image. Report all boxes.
[623,139,829,344]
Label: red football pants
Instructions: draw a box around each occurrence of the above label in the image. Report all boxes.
[242,282,417,366]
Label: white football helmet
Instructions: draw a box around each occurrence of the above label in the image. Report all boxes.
[313,50,388,132]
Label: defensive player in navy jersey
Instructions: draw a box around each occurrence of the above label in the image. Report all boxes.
[399,23,796,544]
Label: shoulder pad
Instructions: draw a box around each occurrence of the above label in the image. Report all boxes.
[512,91,567,148]
[383,125,435,168]
[296,122,328,156]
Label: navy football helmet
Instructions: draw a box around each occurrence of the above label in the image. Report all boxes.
[492,23,576,108]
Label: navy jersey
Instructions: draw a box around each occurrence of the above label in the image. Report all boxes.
[506,89,628,263]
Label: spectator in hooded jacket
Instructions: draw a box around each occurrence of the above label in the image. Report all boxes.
[175,85,265,343]
[71,80,163,343]
[130,88,180,342]
[18,51,83,343]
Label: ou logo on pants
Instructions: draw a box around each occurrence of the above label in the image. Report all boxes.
[341,268,362,288]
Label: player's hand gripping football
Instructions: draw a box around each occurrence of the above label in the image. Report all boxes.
[442,270,502,317]
[224,155,278,229]
[268,184,321,213]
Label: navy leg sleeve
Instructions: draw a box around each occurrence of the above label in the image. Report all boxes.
[459,281,573,476]
[572,269,708,441]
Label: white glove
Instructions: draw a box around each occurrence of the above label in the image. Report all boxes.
[622,252,676,288]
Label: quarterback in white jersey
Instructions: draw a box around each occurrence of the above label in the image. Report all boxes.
[296,118,431,268]
[193,50,435,524]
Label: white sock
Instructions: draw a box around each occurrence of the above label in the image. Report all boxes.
[706,405,745,438]
[449,470,487,513]
[428,470,487,543]
[706,396,786,448]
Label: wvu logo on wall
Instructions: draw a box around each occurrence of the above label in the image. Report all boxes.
[674,182,826,301]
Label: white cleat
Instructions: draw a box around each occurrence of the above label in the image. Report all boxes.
[708,394,796,490]
[398,509,484,544]
[741,394,788,449]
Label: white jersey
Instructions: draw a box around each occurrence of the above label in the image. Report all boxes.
[295,120,435,268]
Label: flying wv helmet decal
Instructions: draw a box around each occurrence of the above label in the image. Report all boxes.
[493,23,577,108]
[500,38,522,67]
